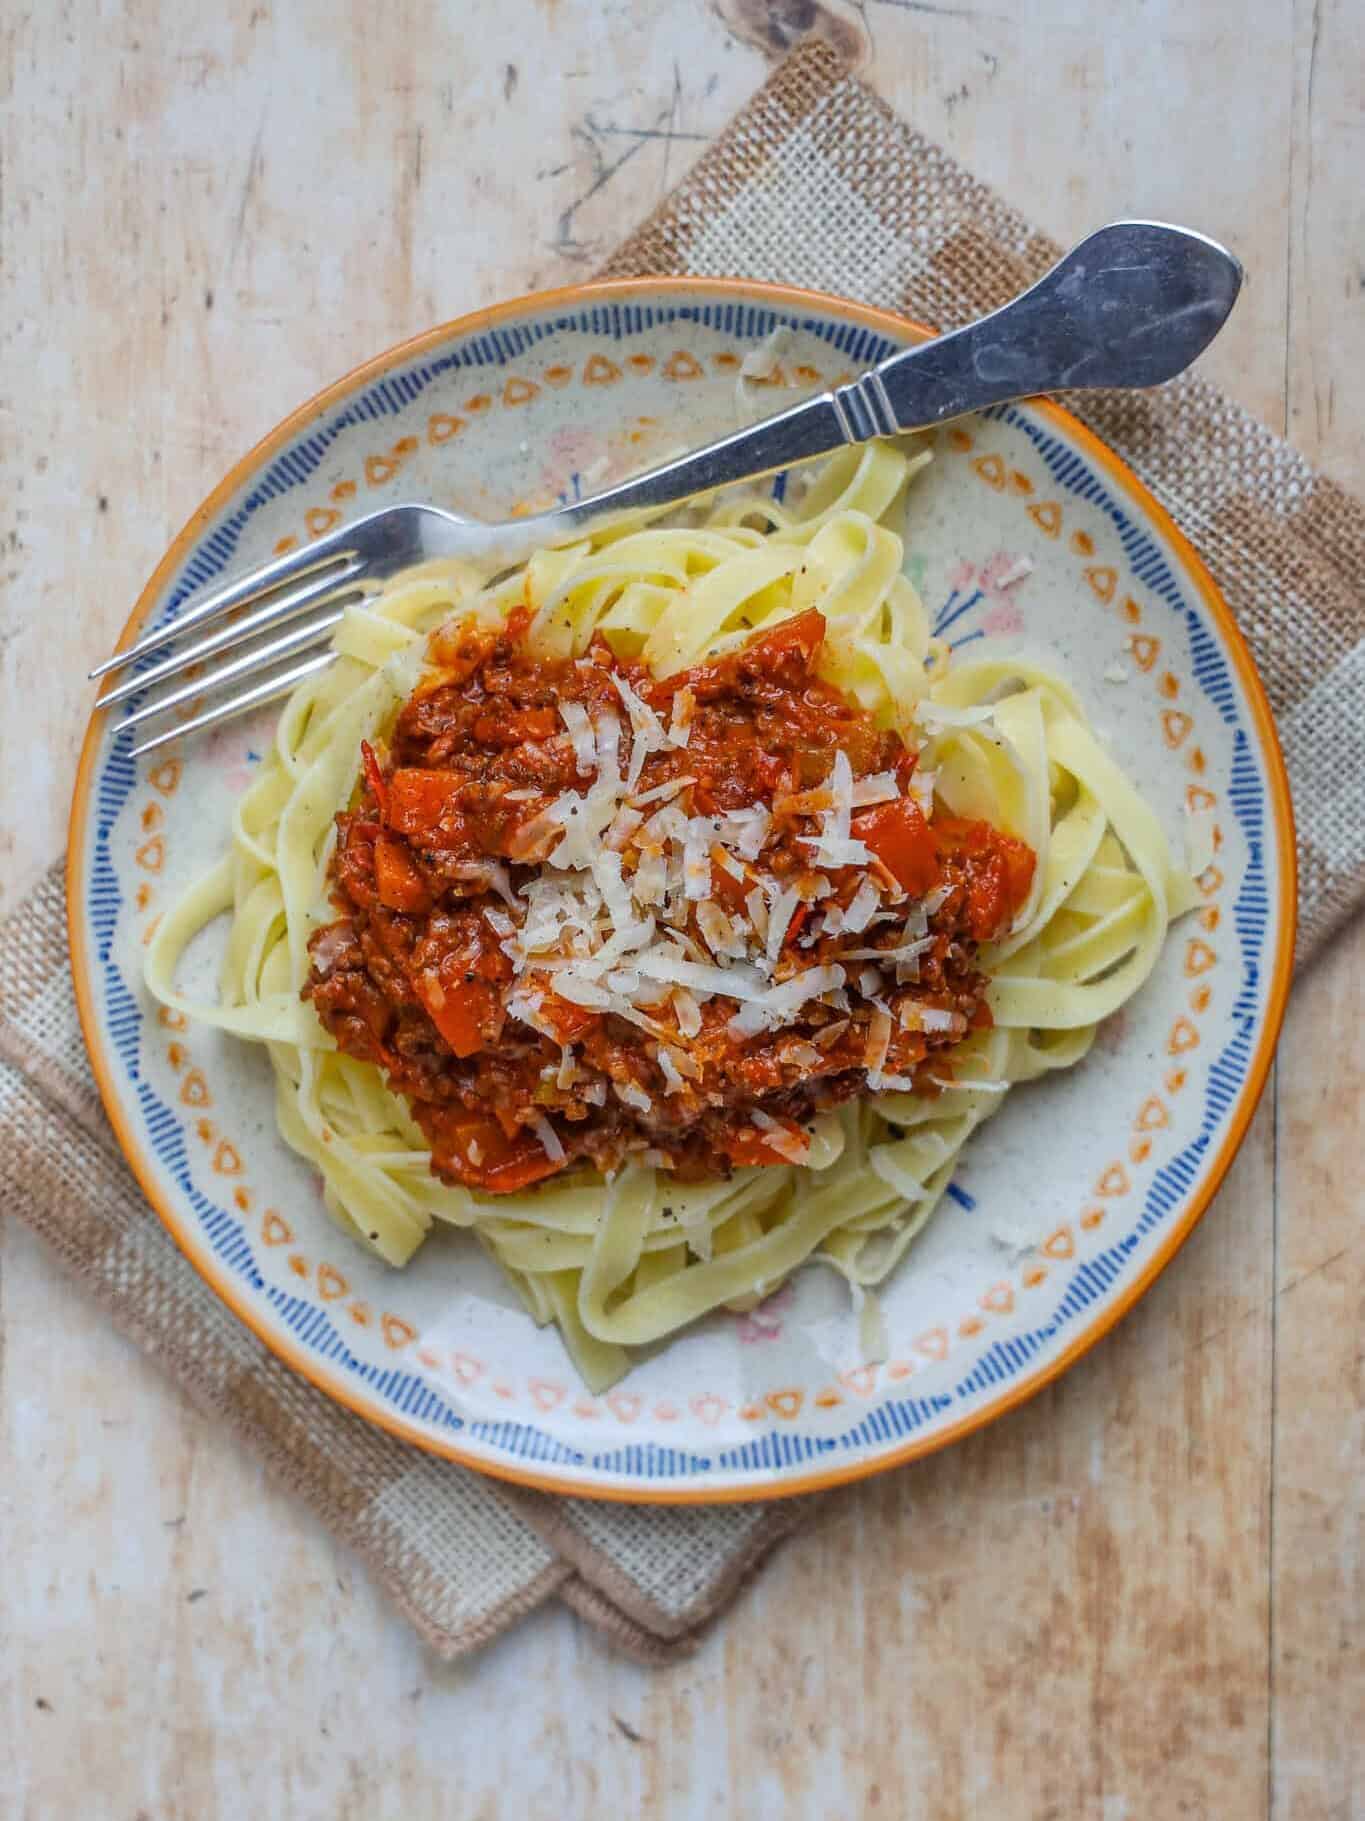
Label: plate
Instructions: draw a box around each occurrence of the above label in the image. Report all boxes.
[68,279,1296,1501]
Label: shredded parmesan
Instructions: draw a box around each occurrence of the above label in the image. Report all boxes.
[726,964,846,1038]
[750,1108,810,1164]
[841,876,881,935]
[765,887,802,966]
[863,1006,893,1077]
[671,987,703,1039]
[697,899,746,959]
[798,750,873,869]
[610,672,670,788]
[850,771,899,807]
[909,768,936,818]
[631,774,696,808]
[559,701,597,775]
[744,886,769,941]
[668,687,695,747]
[529,1112,566,1164]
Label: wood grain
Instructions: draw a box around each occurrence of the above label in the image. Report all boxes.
[1,2,1361,1815]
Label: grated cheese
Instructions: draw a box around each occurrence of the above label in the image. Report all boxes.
[864,1006,893,1077]
[610,672,670,788]
[744,886,770,942]
[697,899,746,959]
[668,687,695,747]
[850,771,899,807]
[631,774,697,808]
[605,804,644,850]
[559,700,597,775]
[671,986,702,1039]
[529,1112,566,1164]
[726,964,846,1038]
[765,887,802,966]
[750,1108,810,1164]
[841,876,881,935]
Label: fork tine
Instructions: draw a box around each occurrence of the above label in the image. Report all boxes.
[117,605,346,731]
[94,575,366,709]
[89,541,366,682]
[128,649,338,759]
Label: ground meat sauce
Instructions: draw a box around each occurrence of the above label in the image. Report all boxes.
[304,609,1035,1194]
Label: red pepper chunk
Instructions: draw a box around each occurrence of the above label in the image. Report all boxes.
[446,1116,562,1194]
[360,740,388,817]
[415,972,495,1059]
[933,816,1036,940]
[538,995,602,1044]
[752,606,826,667]
[387,769,468,840]
[373,836,431,912]
[853,796,940,897]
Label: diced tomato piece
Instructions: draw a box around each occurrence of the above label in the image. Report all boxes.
[373,836,431,912]
[387,769,468,839]
[415,972,495,1058]
[446,1116,562,1193]
[1000,834,1036,916]
[538,995,601,1044]
[753,607,826,667]
[932,816,1036,939]
[853,796,940,897]
[359,740,388,816]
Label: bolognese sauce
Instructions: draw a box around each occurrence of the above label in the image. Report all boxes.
[304,608,1034,1195]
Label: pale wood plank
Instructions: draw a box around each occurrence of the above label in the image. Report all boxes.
[1271,923,1365,1821]
[1271,2,1365,1809]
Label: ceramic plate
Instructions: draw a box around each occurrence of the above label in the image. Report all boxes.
[68,280,1295,1501]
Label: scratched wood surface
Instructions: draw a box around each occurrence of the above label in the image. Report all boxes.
[1,2,1362,1816]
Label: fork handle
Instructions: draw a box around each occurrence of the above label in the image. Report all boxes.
[544,220,1240,533]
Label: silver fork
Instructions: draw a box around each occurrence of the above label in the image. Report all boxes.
[92,220,1242,758]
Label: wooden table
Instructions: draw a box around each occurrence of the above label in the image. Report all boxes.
[3,3,1361,1814]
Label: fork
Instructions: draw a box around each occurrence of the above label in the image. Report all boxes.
[92,219,1242,758]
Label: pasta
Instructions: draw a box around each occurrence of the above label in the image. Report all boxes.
[146,441,1195,1390]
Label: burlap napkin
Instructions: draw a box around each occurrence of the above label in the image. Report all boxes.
[2,38,1358,1664]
